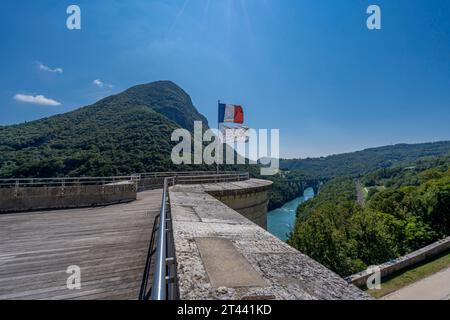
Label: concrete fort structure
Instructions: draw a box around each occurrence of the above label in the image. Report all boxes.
[0,182,136,213]
[201,180,272,229]
[170,179,369,300]
[0,172,369,300]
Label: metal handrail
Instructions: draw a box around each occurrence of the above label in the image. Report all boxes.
[139,172,250,300]
[0,171,248,188]
[151,177,170,300]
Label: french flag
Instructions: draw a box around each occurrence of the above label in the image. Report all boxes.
[218,103,244,124]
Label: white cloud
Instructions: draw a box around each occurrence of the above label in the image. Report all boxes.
[14,94,62,106]
[38,62,63,74]
[93,79,113,89]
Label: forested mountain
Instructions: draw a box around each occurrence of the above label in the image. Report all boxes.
[265,142,450,210]
[0,81,209,178]
[0,79,294,212]
[280,141,450,179]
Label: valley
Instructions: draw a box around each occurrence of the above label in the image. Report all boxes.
[1,80,449,290]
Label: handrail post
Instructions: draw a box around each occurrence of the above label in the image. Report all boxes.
[14,179,19,197]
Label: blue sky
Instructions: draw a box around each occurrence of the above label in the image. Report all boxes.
[0,0,449,158]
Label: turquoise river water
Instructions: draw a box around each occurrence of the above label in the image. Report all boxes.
[267,188,315,241]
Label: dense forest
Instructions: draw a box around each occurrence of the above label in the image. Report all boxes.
[288,156,450,277]
[280,141,450,179]
[262,142,450,211]
[265,141,450,210]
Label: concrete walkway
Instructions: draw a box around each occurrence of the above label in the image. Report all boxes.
[383,267,450,300]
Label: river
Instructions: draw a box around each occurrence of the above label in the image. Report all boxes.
[267,187,315,241]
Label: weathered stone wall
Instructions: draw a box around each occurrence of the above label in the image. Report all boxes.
[346,236,450,287]
[170,179,370,300]
[207,185,271,229]
[0,183,137,213]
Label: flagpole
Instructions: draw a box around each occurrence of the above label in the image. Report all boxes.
[217,100,220,174]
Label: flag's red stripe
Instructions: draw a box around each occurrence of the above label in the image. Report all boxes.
[234,105,244,124]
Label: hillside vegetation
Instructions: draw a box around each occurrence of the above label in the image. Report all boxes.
[288,156,450,277]
[280,142,450,179]
[0,81,209,178]
[264,142,450,211]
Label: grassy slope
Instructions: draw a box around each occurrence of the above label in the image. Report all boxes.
[366,250,450,298]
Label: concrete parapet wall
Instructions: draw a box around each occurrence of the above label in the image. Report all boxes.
[347,236,450,287]
[207,184,271,229]
[0,183,137,213]
[138,177,165,191]
[169,179,370,300]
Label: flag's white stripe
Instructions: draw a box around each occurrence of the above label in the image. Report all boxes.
[220,125,250,143]
[223,105,235,122]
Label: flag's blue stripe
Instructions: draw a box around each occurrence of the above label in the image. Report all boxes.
[218,103,226,123]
